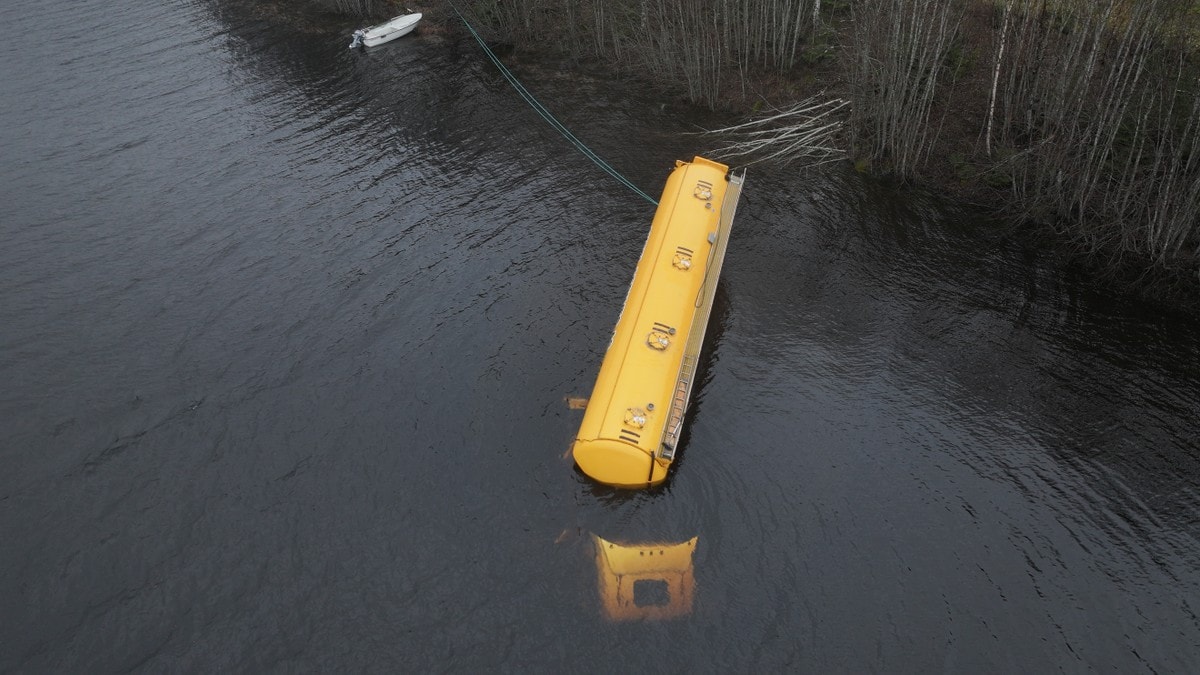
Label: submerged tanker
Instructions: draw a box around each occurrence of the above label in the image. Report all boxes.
[573,156,745,488]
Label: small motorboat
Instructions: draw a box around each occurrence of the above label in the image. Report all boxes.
[349,12,422,49]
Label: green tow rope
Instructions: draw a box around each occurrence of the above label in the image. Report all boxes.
[452,7,659,206]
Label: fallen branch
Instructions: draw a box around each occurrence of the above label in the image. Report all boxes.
[699,95,850,167]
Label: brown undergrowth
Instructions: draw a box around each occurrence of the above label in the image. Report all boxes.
[324,0,1200,305]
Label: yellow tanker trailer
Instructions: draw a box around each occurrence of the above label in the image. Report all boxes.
[573,156,745,488]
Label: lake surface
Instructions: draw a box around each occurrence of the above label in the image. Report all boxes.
[3,0,1199,670]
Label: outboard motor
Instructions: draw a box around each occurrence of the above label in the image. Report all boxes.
[348,29,365,49]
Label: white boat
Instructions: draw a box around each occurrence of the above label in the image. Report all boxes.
[349,13,422,49]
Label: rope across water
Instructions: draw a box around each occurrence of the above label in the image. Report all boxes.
[452,8,659,206]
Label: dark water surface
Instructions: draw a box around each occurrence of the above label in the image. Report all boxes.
[3,0,1200,671]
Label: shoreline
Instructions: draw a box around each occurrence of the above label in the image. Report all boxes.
[335,0,1200,308]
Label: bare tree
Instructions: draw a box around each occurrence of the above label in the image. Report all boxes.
[846,0,964,176]
[987,0,1200,266]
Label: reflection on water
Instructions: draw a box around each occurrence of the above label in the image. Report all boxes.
[3,0,1200,670]
[591,534,698,622]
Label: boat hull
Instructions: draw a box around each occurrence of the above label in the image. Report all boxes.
[573,156,744,488]
[359,13,421,47]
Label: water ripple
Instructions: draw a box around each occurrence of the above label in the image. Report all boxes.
[1,0,1199,670]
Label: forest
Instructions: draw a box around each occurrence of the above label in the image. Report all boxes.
[320,0,1200,288]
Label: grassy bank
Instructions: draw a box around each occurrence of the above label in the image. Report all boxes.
[315,0,1200,297]
[307,0,386,15]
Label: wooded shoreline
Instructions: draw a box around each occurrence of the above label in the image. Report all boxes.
[322,0,1200,301]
